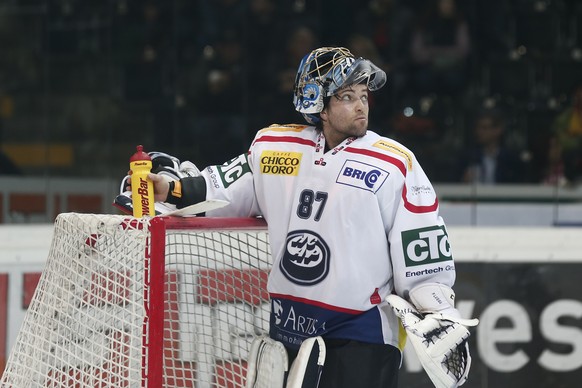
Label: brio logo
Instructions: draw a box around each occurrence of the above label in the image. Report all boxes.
[402,225,452,266]
[336,160,389,193]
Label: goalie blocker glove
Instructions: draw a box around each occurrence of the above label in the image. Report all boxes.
[386,283,478,388]
[113,151,202,215]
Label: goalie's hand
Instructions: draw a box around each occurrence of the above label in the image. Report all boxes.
[386,294,478,388]
[120,171,170,202]
[114,151,201,214]
[148,172,171,202]
[127,152,201,199]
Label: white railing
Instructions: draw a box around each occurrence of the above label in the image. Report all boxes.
[0,177,581,226]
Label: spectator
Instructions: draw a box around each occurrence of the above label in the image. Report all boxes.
[0,150,21,175]
[0,95,21,175]
[197,0,246,49]
[187,29,245,117]
[246,0,287,130]
[354,0,413,64]
[246,0,279,61]
[260,24,319,126]
[551,83,582,184]
[347,33,389,73]
[346,33,392,127]
[178,28,247,165]
[540,135,567,186]
[117,1,171,101]
[409,0,471,97]
[354,0,414,100]
[455,108,530,184]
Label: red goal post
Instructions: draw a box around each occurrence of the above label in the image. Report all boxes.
[0,213,271,387]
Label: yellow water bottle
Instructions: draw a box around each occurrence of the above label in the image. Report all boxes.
[129,145,155,217]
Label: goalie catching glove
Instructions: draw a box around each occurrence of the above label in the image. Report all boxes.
[386,283,479,388]
[113,151,201,215]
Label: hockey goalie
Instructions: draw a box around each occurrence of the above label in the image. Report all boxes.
[117,46,481,388]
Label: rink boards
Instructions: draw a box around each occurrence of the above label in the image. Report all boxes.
[1,224,581,387]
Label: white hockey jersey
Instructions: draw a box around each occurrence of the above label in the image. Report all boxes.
[201,124,457,350]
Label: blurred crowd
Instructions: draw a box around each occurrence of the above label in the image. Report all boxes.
[0,0,581,185]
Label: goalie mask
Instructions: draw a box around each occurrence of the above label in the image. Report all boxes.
[293,47,387,125]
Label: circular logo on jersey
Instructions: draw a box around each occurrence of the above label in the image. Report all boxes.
[280,230,330,285]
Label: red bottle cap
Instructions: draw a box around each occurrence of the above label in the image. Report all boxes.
[130,145,151,162]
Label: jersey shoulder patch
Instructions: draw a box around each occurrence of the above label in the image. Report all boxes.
[372,138,414,171]
[257,124,310,135]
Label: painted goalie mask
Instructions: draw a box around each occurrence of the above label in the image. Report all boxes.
[293,47,387,125]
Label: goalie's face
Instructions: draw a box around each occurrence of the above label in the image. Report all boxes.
[293,46,386,125]
[319,83,369,149]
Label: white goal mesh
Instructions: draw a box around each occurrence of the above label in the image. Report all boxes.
[0,213,271,387]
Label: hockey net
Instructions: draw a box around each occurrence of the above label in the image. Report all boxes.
[0,213,271,387]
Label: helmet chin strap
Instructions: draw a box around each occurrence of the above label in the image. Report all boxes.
[302,113,320,125]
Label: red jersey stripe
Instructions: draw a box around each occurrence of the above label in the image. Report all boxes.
[269,293,364,315]
[344,146,438,213]
[402,185,439,213]
[344,146,407,176]
[254,135,316,147]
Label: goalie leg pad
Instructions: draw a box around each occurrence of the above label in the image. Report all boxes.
[286,336,326,388]
[245,336,288,388]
